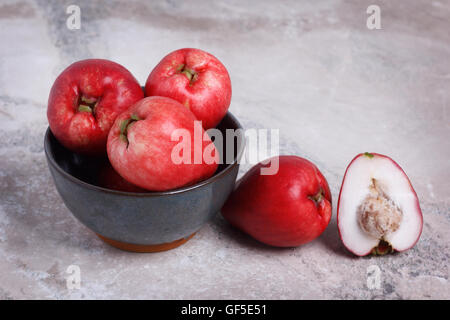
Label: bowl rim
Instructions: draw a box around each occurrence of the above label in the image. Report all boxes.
[44,111,245,197]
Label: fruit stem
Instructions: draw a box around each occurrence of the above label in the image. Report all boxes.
[371,240,394,255]
[177,64,198,84]
[78,105,92,113]
[182,70,193,81]
[81,96,97,104]
[308,187,324,206]
[78,95,99,115]
[119,114,140,145]
[130,114,140,121]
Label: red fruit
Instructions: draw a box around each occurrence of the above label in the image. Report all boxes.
[337,152,423,256]
[145,48,232,129]
[47,59,144,155]
[98,162,146,193]
[222,156,332,247]
[107,96,219,191]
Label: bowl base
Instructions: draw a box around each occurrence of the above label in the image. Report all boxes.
[96,233,196,253]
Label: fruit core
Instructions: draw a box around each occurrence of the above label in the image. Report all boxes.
[357,178,403,241]
[177,64,198,84]
[77,95,98,115]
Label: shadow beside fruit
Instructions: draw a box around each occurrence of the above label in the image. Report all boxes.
[213,214,296,254]
[316,216,356,259]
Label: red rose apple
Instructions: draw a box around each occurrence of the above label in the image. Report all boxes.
[98,161,146,193]
[145,48,232,129]
[47,59,144,155]
[221,156,332,247]
[337,152,423,256]
[107,96,219,191]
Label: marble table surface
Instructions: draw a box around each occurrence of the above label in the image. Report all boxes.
[0,0,448,299]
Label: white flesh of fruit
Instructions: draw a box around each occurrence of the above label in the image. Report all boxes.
[338,154,422,256]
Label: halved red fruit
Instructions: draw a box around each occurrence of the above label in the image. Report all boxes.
[337,152,423,256]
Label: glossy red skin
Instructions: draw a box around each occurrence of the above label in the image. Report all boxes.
[107,96,219,191]
[47,59,144,155]
[337,152,423,256]
[97,162,146,193]
[145,48,232,129]
[222,156,332,247]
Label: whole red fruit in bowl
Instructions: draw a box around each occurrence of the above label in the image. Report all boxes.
[221,155,332,247]
[145,48,232,129]
[44,111,245,253]
[107,96,219,191]
[47,59,144,155]
[97,161,146,193]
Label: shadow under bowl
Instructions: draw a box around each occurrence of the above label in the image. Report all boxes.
[44,112,245,253]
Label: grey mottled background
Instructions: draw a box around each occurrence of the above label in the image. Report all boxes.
[0,0,449,299]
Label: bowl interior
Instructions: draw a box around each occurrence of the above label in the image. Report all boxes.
[45,112,244,193]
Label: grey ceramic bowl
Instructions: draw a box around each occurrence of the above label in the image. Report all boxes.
[44,112,244,252]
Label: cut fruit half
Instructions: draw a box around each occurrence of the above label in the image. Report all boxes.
[337,152,423,256]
